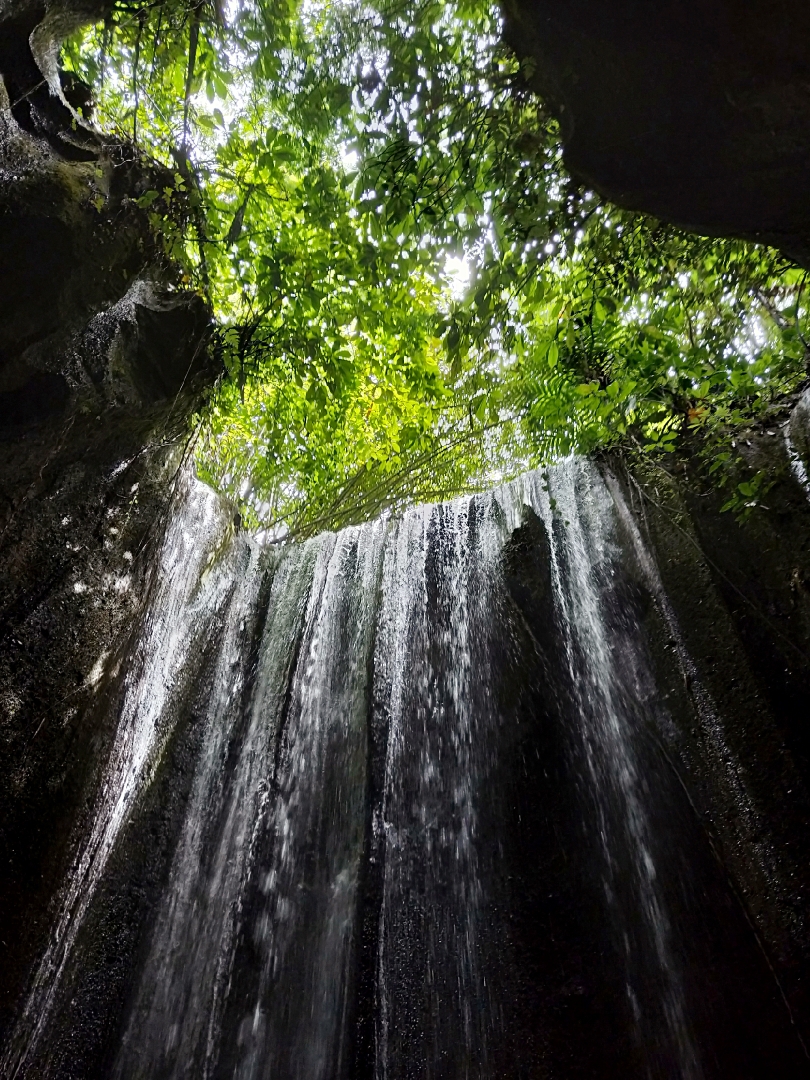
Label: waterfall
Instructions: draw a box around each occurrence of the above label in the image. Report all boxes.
[4,460,806,1079]
[785,425,810,502]
[2,474,240,1080]
[502,468,702,1078]
[373,496,503,1079]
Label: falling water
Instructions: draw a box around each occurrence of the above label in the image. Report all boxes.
[4,460,806,1079]
[2,474,240,1079]
[373,496,503,1079]
[500,466,702,1078]
[785,424,810,502]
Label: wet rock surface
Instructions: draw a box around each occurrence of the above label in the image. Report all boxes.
[0,33,216,1041]
[604,404,810,1047]
[501,0,810,261]
[0,116,190,389]
[0,381,215,1049]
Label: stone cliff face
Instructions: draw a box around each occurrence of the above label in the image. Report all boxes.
[0,0,217,1037]
[606,400,810,1038]
[502,0,810,263]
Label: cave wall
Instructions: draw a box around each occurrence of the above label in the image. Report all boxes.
[0,279,216,1042]
[0,371,220,1044]
[608,396,810,1038]
[501,0,810,262]
[0,0,219,1039]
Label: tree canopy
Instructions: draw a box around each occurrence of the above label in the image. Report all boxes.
[63,0,810,538]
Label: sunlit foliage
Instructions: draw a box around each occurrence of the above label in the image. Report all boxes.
[63,0,810,536]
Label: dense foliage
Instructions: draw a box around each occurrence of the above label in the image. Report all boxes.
[64,0,810,537]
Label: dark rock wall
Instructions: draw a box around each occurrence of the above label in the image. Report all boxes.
[0,0,198,434]
[1,409,187,1043]
[607,399,810,1041]
[0,0,111,161]
[0,113,190,415]
[0,2,217,1038]
[0,290,216,1043]
[0,432,219,1042]
[501,0,810,261]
